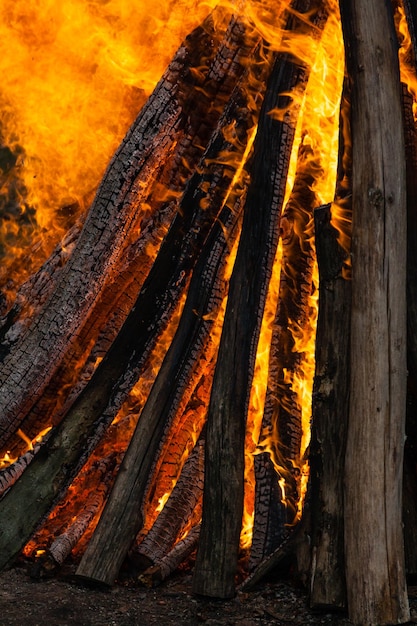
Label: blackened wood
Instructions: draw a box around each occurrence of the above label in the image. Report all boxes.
[0,19,207,447]
[403,0,417,64]
[250,141,320,571]
[309,204,350,609]
[0,26,268,573]
[0,12,255,455]
[249,452,288,571]
[0,440,43,498]
[192,0,327,599]
[48,459,113,566]
[339,0,409,623]
[240,520,305,591]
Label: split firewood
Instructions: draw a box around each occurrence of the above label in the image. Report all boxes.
[339,0,409,623]
[0,28,273,574]
[193,0,330,600]
[0,10,261,454]
[47,465,113,567]
[138,524,201,587]
[129,436,204,572]
[240,517,306,591]
[0,439,44,498]
[142,371,212,518]
[249,452,289,572]
[308,203,350,610]
[400,82,417,575]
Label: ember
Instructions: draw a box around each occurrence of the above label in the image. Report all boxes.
[0,0,416,625]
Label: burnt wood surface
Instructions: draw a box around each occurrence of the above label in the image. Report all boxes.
[339,0,409,623]
[73,67,265,583]
[71,39,274,586]
[131,437,204,570]
[192,0,328,599]
[0,19,268,573]
[401,83,417,576]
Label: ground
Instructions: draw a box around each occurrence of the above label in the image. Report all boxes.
[1,564,417,626]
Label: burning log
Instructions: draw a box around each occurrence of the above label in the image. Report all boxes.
[0,439,44,498]
[0,10,260,454]
[193,0,329,599]
[250,136,321,571]
[47,457,115,568]
[0,15,270,572]
[339,0,409,623]
[129,436,204,572]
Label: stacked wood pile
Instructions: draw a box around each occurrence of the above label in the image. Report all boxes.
[0,0,416,625]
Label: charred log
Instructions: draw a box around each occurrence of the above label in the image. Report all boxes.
[193,0,329,599]
[308,203,350,609]
[129,436,204,572]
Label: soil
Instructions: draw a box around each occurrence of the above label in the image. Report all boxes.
[1,564,417,626]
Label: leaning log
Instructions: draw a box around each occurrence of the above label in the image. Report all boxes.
[0,11,258,454]
[0,28,270,572]
[308,204,350,609]
[339,0,409,623]
[74,57,267,582]
[401,78,417,577]
[192,0,329,599]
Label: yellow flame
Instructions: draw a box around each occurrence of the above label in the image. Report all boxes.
[243,0,344,544]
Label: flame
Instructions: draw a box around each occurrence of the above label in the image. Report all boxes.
[244,0,344,546]
[396,2,417,120]
[0,0,221,302]
[5,0,349,574]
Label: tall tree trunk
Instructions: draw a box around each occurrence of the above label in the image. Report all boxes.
[339,0,409,624]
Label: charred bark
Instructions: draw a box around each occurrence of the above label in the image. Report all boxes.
[401,81,417,577]
[73,70,264,583]
[250,139,320,571]
[129,437,204,572]
[339,0,409,623]
[0,11,259,455]
[192,0,329,599]
[0,25,271,573]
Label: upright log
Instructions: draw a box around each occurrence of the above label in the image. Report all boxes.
[339,0,409,623]
[192,0,328,598]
